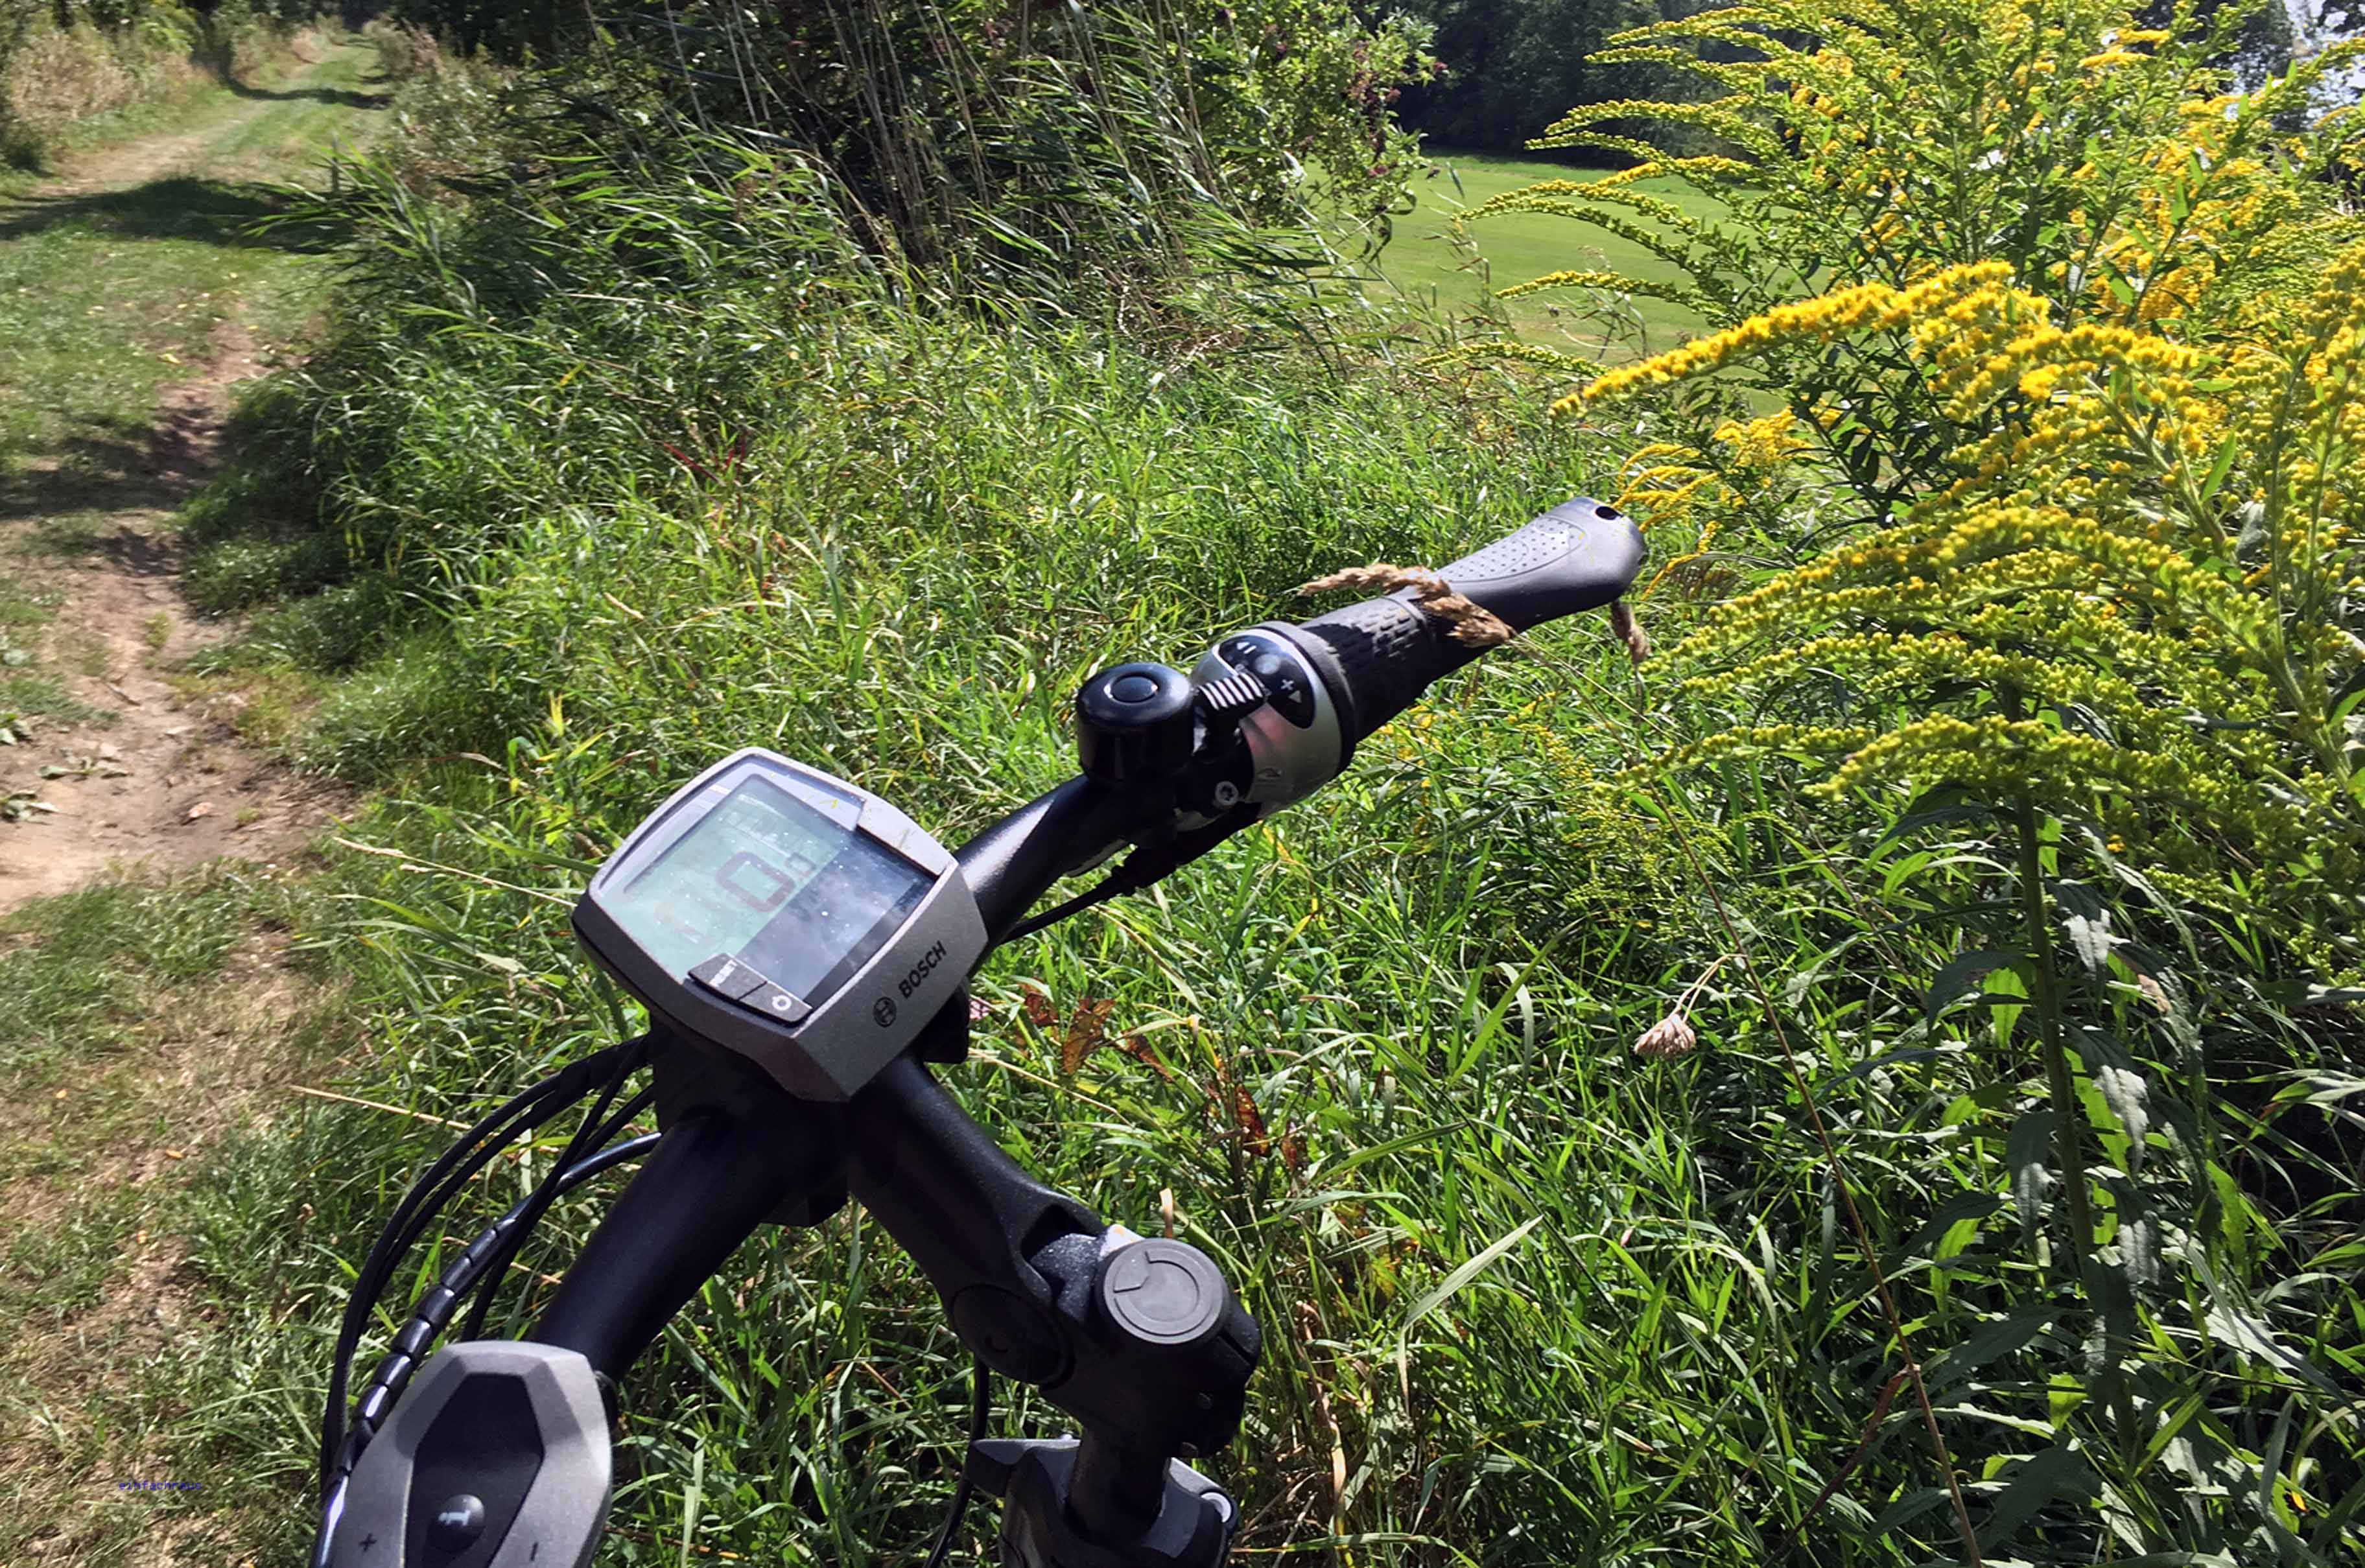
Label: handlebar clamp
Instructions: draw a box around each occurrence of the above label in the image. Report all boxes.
[970,1438,1238,1568]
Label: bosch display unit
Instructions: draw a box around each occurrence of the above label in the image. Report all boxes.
[572,749,986,1099]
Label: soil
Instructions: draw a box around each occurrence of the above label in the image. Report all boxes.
[0,196,346,917]
[0,45,379,1564]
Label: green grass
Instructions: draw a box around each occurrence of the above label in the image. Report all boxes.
[167,214,2362,1563]
[0,42,392,1562]
[11,54,2362,1568]
[1369,149,1725,355]
[189,492,1730,1563]
[152,173,1813,1554]
[0,866,346,1566]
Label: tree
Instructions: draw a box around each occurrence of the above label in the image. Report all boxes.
[1392,0,1670,157]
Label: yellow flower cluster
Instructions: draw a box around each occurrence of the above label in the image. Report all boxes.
[1572,263,2014,410]
[1488,0,2365,969]
[1603,413,1819,596]
[1656,244,2365,958]
[1494,268,1701,308]
[1435,340,1604,379]
[1713,410,1809,473]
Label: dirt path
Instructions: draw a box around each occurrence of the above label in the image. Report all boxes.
[0,41,388,1565]
[0,329,340,911]
[0,46,382,914]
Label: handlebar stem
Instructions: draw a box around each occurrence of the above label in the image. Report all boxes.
[532,1035,1259,1557]
[529,1044,842,1379]
[847,1056,1260,1495]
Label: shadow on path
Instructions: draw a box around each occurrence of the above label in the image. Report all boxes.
[0,425,200,526]
[223,76,392,112]
[0,176,353,250]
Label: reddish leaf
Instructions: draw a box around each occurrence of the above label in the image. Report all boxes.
[1061,998,1114,1075]
[1233,1085,1269,1157]
[1118,1033,1174,1081]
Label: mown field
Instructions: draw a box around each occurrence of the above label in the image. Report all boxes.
[1367,149,1719,349]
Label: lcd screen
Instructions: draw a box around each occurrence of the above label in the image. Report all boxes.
[607,775,931,1006]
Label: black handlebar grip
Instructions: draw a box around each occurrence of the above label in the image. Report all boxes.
[1281,498,1645,749]
[1436,497,1647,633]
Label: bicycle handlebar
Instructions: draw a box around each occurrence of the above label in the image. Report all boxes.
[537,497,1643,1555]
[322,499,1645,1568]
[1433,497,1647,632]
[1283,498,1645,752]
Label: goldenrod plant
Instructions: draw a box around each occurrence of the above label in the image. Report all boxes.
[1478,0,2365,1556]
[1601,250,2365,970]
[1545,0,2365,968]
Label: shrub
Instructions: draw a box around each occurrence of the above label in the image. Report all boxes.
[0,3,202,166]
[360,16,440,82]
[1474,0,2365,1558]
[0,0,330,168]
[1516,0,2365,975]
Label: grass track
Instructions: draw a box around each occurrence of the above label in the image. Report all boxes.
[0,40,384,721]
[0,43,384,471]
[0,40,388,1564]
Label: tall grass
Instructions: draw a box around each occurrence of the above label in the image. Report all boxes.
[150,7,2365,1567]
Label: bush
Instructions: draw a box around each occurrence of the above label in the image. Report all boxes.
[360,16,439,82]
[1524,0,2365,969]
[370,34,508,190]
[0,0,330,169]
[1473,0,2365,1557]
[0,3,201,166]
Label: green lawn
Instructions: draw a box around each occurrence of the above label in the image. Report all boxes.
[1367,148,1726,357]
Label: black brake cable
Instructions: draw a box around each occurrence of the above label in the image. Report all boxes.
[318,1072,571,1495]
[1001,839,1186,946]
[323,1109,982,1568]
[320,1035,994,1564]
[315,1038,648,1499]
[1003,817,1260,946]
[1002,876,1127,944]
[312,1129,664,1568]
[921,1357,993,1568]
[457,1049,652,1342]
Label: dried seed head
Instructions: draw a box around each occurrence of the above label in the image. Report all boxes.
[1633,1011,1699,1059]
[1297,563,1515,648]
[1609,600,1650,664]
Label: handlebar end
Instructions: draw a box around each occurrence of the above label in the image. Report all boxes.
[1437,497,1646,632]
[1280,497,1648,755]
